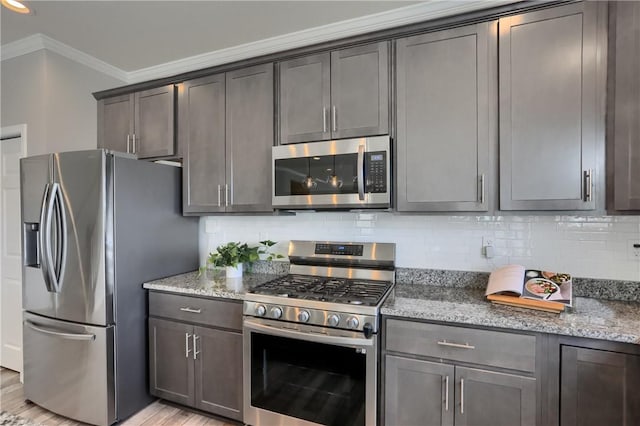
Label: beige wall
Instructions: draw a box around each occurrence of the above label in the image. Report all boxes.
[1,50,125,155]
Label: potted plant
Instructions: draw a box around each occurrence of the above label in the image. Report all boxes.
[203,240,282,278]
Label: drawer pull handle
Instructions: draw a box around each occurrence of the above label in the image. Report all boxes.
[180,307,202,314]
[437,340,475,350]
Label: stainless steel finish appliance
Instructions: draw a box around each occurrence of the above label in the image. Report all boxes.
[20,150,199,426]
[243,240,395,426]
[272,136,391,210]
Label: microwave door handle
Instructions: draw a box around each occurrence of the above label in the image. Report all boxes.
[39,183,54,293]
[357,144,365,201]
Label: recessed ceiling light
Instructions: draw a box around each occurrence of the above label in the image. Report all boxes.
[1,0,32,15]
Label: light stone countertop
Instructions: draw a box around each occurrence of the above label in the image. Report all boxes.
[143,270,282,300]
[382,284,640,345]
[143,269,640,345]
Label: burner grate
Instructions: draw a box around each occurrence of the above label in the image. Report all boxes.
[249,275,392,306]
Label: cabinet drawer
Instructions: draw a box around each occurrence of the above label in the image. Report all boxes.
[386,319,536,373]
[149,292,242,331]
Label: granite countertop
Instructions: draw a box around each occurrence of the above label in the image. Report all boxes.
[143,266,640,345]
[143,271,282,300]
[382,284,640,345]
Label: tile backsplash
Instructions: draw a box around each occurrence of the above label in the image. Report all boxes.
[201,214,640,281]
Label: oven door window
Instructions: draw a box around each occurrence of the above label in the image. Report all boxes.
[274,154,358,196]
[250,332,366,426]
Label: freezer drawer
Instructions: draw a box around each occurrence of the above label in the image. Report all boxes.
[23,312,115,426]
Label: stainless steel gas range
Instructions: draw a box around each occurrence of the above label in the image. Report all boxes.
[243,240,396,426]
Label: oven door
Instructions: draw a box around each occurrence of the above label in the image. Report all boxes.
[272,136,390,209]
[243,317,377,426]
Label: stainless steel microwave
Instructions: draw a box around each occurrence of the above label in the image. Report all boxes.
[272,136,391,210]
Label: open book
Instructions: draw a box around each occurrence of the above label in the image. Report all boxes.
[486,265,573,312]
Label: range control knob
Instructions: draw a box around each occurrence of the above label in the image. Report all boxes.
[270,307,283,319]
[255,305,266,317]
[298,310,310,323]
[327,314,340,327]
[346,316,360,329]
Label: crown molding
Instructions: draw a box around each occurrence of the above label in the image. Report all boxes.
[127,0,516,83]
[1,33,128,82]
[2,0,517,85]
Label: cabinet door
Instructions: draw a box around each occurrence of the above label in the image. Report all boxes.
[97,94,133,154]
[499,2,599,210]
[331,41,389,139]
[279,53,331,144]
[194,326,243,421]
[148,318,194,407]
[384,355,454,426]
[455,366,536,426]
[560,346,640,426]
[180,74,226,214]
[611,1,640,211]
[396,22,493,212]
[134,85,176,159]
[226,63,274,212]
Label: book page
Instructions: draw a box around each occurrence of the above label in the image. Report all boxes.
[485,265,526,296]
[522,270,573,306]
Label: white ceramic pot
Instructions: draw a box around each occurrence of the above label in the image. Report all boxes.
[225,264,243,278]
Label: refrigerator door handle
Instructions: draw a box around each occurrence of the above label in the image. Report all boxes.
[52,185,67,292]
[25,320,96,341]
[42,183,62,293]
[39,183,55,293]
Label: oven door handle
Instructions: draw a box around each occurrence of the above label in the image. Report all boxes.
[244,319,373,348]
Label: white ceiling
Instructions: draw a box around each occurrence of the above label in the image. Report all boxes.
[1,1,420,71]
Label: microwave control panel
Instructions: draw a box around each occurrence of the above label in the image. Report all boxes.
[365,151,387,193]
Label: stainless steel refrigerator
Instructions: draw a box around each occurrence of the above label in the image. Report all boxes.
[20,150,198,426]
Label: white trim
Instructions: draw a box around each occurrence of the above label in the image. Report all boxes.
[0,124,28,157]
[127,0,515,83]
[1,0,517,84]
[1,34,128,82]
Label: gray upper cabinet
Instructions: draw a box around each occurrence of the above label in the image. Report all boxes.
[181,63,274,214]
[499,2,601,211]
[97,85,176,159]
[225,64,274,213]
[560,346,640,426]
[181,73,226,214]
[279,53,331,144]
[331,42,389,139]
[609,1,640,211]
[396,22,494,212]
[279,41,389,144]
[97,94,133,155]
[134,85,176,159]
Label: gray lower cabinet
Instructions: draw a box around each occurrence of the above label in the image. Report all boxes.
[98,85,176,159]
[181,63,273,214]
[279,41,389,144]
[609,1,640,211]
[395,22,494,212]
[148,293,243,421]
[384,319,538,426]
[149,317,195,407]
[559,346,640,426]
[499,1,603,210]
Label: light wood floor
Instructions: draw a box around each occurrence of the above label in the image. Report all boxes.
[0,368,235,426]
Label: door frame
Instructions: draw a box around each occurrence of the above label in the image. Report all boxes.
[0,124,28,380]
